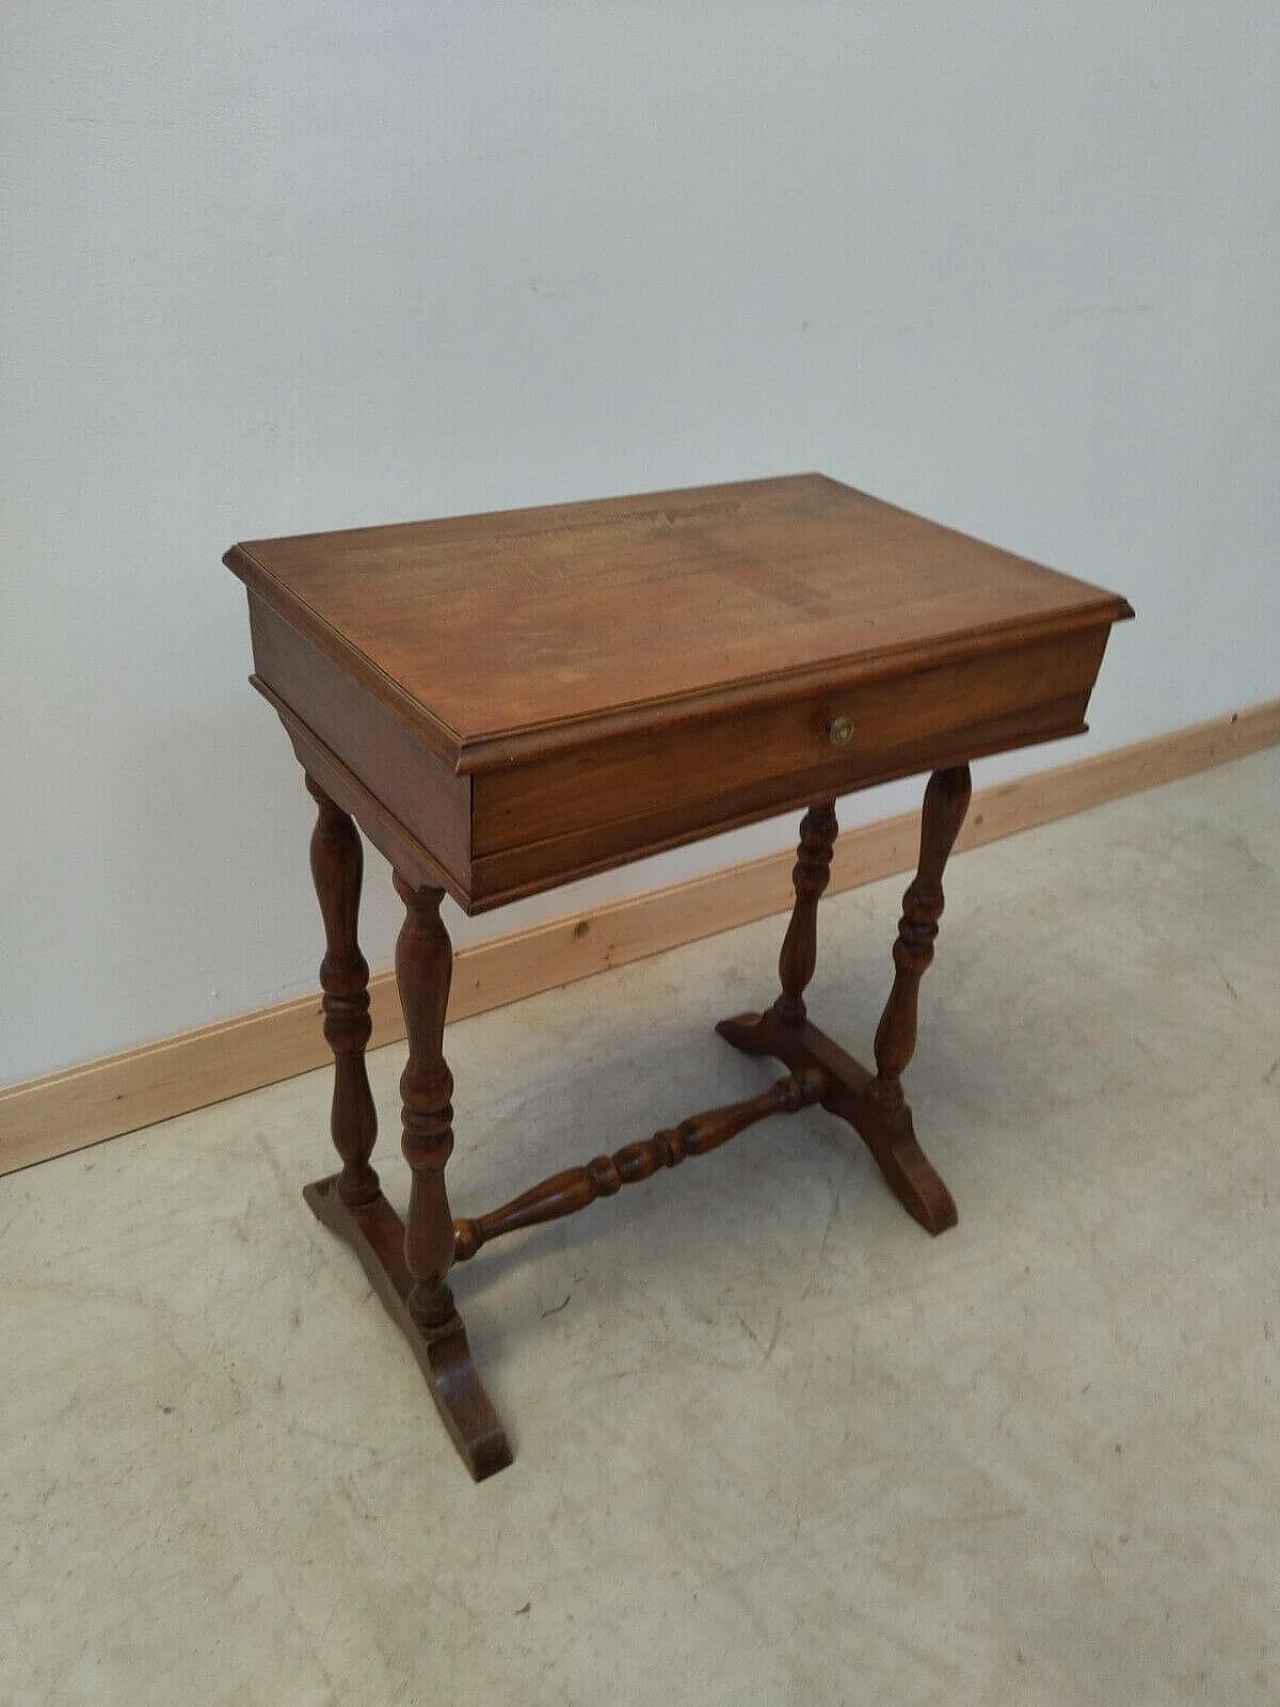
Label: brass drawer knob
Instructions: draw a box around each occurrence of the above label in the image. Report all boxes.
[828,715,855,747]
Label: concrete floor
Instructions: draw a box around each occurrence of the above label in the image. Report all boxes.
[2,749,1277,1707]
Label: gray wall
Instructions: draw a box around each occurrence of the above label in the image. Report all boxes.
[4,3,1278,1083]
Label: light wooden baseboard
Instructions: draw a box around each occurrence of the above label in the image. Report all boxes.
[3,697,1278,1177]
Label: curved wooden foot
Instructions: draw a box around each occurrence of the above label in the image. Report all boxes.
[304,1175,513,1480]
[838,1095,957,1236]
[716,1010,957,1235]
[421,1319,513,1483]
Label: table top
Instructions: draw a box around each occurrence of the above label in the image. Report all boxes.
[225,474,1132,770]
[229,473,1132,910]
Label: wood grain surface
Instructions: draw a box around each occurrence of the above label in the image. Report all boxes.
[225,474,1132,764]
[228,473,1131,911]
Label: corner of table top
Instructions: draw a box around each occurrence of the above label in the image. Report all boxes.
[223,539,470,772]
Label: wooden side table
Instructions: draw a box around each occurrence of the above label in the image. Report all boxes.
[225,474,1132,1479]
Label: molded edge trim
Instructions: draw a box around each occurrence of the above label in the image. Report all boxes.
[226,535,1131,777]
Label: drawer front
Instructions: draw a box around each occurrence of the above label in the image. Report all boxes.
[473,625,1110,860]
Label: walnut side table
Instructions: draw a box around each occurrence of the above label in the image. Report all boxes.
[225,473,1132,1480]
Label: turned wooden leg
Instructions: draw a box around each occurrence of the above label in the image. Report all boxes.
[392,874,461,1334]
[772,801,839,1025]
[717,769,971,1237]
[305,774,379,1206]
[390,872,512,1477]
[302,845,511,1479]
[871,764,972,1108]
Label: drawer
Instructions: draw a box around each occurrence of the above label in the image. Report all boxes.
[472,624,1110,860]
